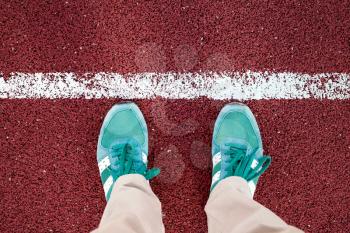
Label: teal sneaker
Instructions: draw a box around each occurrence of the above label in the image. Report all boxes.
[97,102,160,201]
[211,103,271,197]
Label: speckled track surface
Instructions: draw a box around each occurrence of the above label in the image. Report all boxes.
[1,1,350,233]
[1,0,350,73]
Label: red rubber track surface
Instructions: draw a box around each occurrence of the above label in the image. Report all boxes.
[1,100,349,233]
[1,0,350,73]
[1,1,350,233]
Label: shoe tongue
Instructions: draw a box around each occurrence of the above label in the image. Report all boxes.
[108,138,142,171]
[220,138,251,157]
[110,138,140,150]
[221,144,246,157]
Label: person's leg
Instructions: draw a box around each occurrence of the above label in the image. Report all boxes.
[206,103,303,233]
[93,174,164,233]
[93,102,164,233]
[205,176,302,233]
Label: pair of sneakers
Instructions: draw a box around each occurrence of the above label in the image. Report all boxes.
[97,102,271,201]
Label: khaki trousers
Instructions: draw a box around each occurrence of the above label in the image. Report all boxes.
[93,174,303,233]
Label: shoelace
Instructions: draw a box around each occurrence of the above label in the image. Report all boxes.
[109,143,160,180]
[223,143,271,181]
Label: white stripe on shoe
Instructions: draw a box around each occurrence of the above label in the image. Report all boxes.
[212,152,221,167]
[247,180,256,198]
[98,156,111,174]
[251,159,258,169]
[142,152,148,164]
[103,176,114,195]
[211,171,221,187]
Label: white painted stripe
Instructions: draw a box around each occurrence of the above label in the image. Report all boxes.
[212,152,221,167]
[103,176,114,195]
[98,156,111,174]
[0,71,349,99]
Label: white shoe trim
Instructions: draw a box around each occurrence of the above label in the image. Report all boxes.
[212,152,221,168]
[103,176,114,195]
[251,159,258,169]
[247,180,256,197]
[142,152,148,164]
[211,171,221,187]
[98,156,111,174]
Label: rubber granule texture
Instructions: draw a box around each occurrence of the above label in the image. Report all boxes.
[0,99,349,233]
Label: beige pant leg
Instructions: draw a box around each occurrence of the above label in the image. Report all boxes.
[92,174,165,233]
[205,176,303,233]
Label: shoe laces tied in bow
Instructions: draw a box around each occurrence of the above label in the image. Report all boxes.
[108,140,160,180]
[221,142,271,182]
